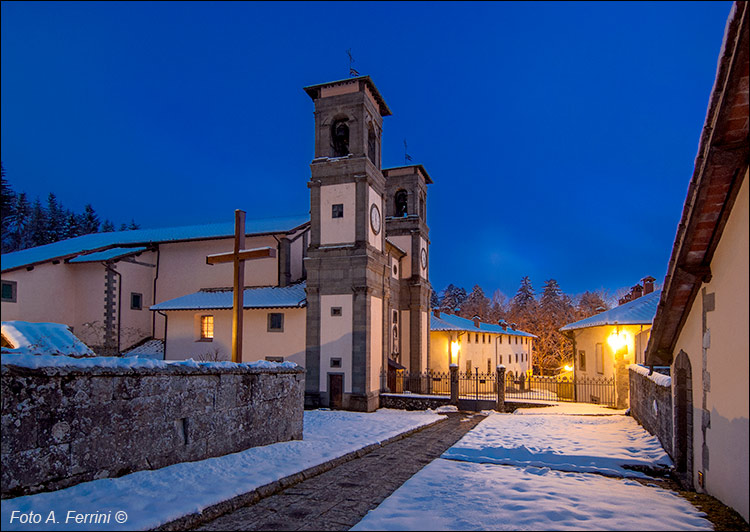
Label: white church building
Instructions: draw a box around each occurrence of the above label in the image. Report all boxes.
[1,75,441,412]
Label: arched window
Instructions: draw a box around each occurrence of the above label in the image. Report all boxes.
[367,124,377,164]
[331,119,349,157]
[395,190,408,217]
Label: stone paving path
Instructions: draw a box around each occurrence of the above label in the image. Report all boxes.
[194,412,486,531]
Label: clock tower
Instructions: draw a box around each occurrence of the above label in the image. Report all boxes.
[303,76,391,412]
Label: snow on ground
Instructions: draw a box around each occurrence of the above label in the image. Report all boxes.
[121,339,164,360]
[1,409,444,531]
[351,459,712,531]
[513,402,627,415]
[1,321,94,357]
[443,413,671,477]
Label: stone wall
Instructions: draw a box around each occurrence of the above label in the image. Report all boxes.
[628,365,673,458]
[1,361,305,498]
[379,393,450,411]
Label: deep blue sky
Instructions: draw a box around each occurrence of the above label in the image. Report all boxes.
[1,1,733,299]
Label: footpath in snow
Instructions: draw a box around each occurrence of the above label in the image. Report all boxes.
[1,409,444,531]
[352,404,713,531]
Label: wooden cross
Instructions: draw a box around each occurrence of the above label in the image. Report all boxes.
[206,209,276,363]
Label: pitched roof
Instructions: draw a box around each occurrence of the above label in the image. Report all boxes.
[68,247,148,263]
[151,282,307,311]
[431,312,537,338]
[646,2,749,366]
[559,290,661,332]
[1,216,309,272]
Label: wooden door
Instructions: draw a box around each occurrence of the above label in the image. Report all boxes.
[329,374,343,409]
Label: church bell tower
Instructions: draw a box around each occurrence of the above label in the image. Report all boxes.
[303,76,391,412]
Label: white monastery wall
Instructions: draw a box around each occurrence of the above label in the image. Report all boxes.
[320,183,355,245]
[673,172,748,521]
[319,294,353,394]
[370,296,383,392]
[115,255,156,349]
[156,235,279,302]
[1,262,79,328]
[389,235,411,278]
[164,307,306,366]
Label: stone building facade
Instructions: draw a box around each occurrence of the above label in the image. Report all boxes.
[303,77,432,411]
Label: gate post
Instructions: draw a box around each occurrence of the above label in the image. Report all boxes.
[450,364,459,405]
[495,365,506,412]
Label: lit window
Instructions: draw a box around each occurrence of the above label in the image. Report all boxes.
[1,280,17,303]
[332,204,344,218]
[200,315,214,340]
[268,312,284,332]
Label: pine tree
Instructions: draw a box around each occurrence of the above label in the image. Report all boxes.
[460,284,491,320]
[439,284,467,314]
[512,276,536,311]
[61,210,80,240]
[127,219,140,230]
[102,220,115,232]
[10,192,31,250]
[79,204,100,235]
[29,198,48,246]
[46,193,64,244]
[1,163,16,252]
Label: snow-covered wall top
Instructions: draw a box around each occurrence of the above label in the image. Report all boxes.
[0,352,299,372]
[560,290,661,331]
[628,363,672,387]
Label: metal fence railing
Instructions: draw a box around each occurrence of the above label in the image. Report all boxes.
[381,369,616,407]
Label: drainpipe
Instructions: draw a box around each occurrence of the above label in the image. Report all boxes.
[103,261,122,354]
[152,247,160,338]
[156,310,168,359]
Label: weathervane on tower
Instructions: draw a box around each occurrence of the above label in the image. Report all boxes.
[346,49,359,77]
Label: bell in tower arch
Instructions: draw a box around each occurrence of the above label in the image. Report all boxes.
[331,119,349,157]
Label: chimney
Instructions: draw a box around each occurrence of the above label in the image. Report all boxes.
[510,322,517,330]
[472,315,481,329]
[433,308,440,318]
[498,319,507,331]
[631,283,643,300]
[642,276,655,295]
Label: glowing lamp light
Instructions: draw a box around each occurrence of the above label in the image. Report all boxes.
[607,326,629,355]
[564,365,574,372]
[450,341,460,364]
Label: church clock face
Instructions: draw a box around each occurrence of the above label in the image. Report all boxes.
[370,203,381,235]
[421,248,427,269]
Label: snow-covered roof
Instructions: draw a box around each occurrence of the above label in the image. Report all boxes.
[431,312,537,338]
[151,282,307,311]
[1,215,309,272]
[1,321,95,357]
[68,247,148,263]
[559,290,661,332]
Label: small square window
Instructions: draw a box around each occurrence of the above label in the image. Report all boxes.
[200,315,214,340]
[331,307,342,317]
[265,356,284,363]
[1,280,17,303]
[475,333,479,343]
[131,292,143,310]
[331,358,342,368]
[332,204,344,218]
[268,312,284,332]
